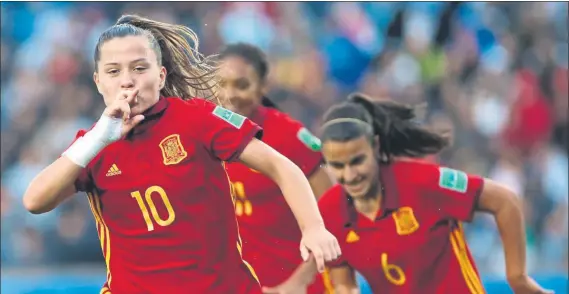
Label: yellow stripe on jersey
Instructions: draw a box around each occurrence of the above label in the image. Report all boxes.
[236,240,260,284]
[221,162,259,285]
[100,286,111,294]
[88,192,113,288]
[322,268,335,294]
[450,222,485,294]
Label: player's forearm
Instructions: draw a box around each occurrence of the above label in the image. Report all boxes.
[334,285,360,294]
[23,157,81,214]
[287,255,320,286]
[493,193,527,281]
[271,155,325,230]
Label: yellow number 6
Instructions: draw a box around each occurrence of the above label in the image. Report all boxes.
[131,185,176,231]
[381,253,406,286]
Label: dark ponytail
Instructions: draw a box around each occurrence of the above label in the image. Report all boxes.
[94,14,219,102]
[321,93,449,163]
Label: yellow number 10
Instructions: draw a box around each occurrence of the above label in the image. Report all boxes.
[131,185,176,231]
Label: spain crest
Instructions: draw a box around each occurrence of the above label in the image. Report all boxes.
[159,134,188,165]
[392,207,420,236]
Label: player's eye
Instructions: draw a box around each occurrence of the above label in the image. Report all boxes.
[350,155,366,166]
[134,67,147,72]
[107,69,119,75]
[328,162,344,169]
[235,79,250,90]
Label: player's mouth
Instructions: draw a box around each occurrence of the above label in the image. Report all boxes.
[344,179,367,194]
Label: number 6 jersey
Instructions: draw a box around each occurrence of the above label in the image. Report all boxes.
[69,97,263,294]
[318,159,486,294]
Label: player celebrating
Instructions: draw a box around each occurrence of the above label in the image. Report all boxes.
[265,93,552,294]
[22,15,341,294]
[218,43,335,293]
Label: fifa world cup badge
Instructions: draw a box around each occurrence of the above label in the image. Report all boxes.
[392,207,420,236]
[159,134,188,165]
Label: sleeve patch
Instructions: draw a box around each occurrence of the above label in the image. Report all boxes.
[297,127,321,151]
[438,167,468,193]
[213,106,245,129]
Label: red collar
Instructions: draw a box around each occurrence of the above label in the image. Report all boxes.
[130,96,170,136]
[342,162,401,228]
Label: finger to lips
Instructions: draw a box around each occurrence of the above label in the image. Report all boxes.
[126,89,139,103]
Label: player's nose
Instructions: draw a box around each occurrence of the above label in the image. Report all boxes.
[343,166,358,182]
[120,72,135,89]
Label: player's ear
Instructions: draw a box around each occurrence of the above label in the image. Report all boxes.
[159,66,167,90]
[93,72,103,95]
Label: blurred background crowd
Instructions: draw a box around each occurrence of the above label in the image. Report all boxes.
[1,1,567,291]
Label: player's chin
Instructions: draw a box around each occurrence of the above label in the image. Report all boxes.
[344,183,370,199]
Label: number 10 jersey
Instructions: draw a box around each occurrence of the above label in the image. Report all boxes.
[69,97,263,294]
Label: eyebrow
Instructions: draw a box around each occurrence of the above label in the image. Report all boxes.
[329,154,366,166]
[103,58,148,66]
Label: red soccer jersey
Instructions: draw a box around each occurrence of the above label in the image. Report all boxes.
[319,159,486,294]
[224,106,332,293]
[70,97,263,294]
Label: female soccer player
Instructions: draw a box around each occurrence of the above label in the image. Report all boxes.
[264,93,552,294]
[218,43,335,293]
[22,15,341,294]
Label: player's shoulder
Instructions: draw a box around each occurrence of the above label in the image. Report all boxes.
[318,184,346,227]
[167,97,217,113]
[390,158,439,181]
[264,108,321,151]
[263,108,303,132]
[318,184,344,211]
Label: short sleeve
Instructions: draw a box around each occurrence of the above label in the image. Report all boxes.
[318,187,350,268]
[64,130,95,192]
[280,126,324,177]
[421,164,484,222]
[193,102,263,162]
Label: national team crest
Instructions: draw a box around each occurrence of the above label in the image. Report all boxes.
[392,207,420,236]
[159,134,188,165]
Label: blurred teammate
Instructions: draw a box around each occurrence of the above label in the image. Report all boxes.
[22,15,341,294]
[218,43,335,293]
[265,94,552,294]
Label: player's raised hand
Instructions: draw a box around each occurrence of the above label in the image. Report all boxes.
[508,274,554,294]
[102,89,145,140]
[299,225,341,273]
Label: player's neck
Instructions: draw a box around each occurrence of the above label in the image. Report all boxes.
[354,184,383,221]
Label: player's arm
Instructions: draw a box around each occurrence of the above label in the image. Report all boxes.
[285,126,335,199]
[240,138,326,231]
[239,139,341,270]
[23,158,83,214]
[197,103,341,271]
[329,265,360,294]
[308,167,335,200]
[23,89,142,214]
[262,255,358,294]
[474,179,531,287]
[261,255,319,293]
[425,165,550,293]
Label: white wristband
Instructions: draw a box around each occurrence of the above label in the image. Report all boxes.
[63,115,123,167]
